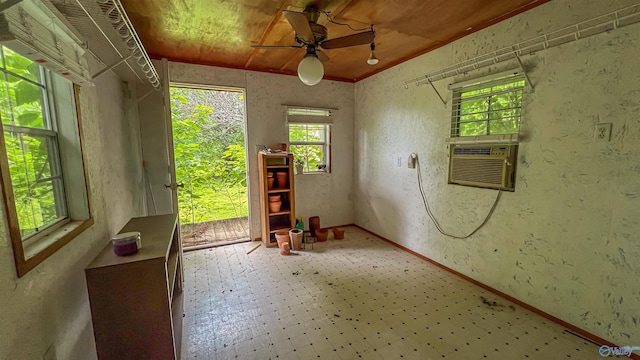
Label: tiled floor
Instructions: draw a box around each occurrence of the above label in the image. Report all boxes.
[182,226,602,360]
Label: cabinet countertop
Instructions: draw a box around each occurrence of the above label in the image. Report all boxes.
[86,213,178,271]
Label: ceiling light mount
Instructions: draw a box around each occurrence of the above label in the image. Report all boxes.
[367,42,379,65]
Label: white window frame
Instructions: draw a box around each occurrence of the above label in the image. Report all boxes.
[286,106,333,174]
[449,72,525,143]
[0,46,92,277]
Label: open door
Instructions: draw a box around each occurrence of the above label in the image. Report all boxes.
[169,85,249,248]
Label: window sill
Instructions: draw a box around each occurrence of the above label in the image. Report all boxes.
[296,171,330,176]
[19,218,94,275]
[446,134,519,145]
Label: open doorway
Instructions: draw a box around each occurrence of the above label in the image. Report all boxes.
[169,85,249,249]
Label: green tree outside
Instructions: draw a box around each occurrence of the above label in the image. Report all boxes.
[455,79,524,136]
[170,87,248,226]
[1,46,64,238]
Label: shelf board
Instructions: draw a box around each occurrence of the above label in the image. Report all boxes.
[168,250,178,296]
[171,289,183,358]
[266,165,289,169]
[269,208,291,216]
[268,188,290,193]
[269,226,291,233]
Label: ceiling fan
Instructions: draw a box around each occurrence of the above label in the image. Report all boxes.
[252,5,377,86]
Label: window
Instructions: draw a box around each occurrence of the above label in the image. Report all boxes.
[289,123,330,173]
[451,75,525,137]
[0,46,91,277]
[286,106,332,174]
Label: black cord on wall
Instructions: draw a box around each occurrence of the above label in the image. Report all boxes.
[415,154,502,239]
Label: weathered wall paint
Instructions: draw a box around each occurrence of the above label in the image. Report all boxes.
[0,55,145,359]
[167,63,355,238]
[354,0,640,345]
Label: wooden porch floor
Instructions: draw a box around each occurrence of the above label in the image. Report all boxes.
[181,217,250,248]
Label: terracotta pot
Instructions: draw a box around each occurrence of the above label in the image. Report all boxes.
[289,229,303,250]
[316,228,329,242]
[280,242,290,255]
[269,201,282,213]
[268,194,281,202]
[278,143,287,152]
[309,216,320,237]
[276,172,288,189]
[267,177,275,190]
[332,228,345,240]
[275,230,290,249]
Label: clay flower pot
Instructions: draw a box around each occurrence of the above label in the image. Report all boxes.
[332,228,345,240]
[268,194,281,202]
[269,201,282,213]
[309,216,320,237]
[278,143,287,152]
[275,230,290,249]
[315,228,329,242]
[289,229,303,250]
[267,172,275,190]
[280,242,290,255]
[276,172,288,189]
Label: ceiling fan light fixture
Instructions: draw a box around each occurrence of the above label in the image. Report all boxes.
[367,42,379,65]
[298,54,324,86]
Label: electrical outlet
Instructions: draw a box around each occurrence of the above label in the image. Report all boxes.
[397,157,402,167]
[595,123,612,142]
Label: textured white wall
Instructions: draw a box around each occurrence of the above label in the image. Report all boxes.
[0,56,145,359]
[354,0,640,345]
[169,63,355,238]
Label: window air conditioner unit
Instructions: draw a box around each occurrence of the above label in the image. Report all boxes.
[448,144,518,191]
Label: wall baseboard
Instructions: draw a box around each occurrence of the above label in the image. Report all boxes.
[350,224,639,360]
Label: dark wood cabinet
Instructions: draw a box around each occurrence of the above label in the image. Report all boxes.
[85,213,183,359]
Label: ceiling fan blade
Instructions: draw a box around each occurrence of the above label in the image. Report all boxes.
[316,50,330,62]
[321,30,375,49]
[283,10,314,43]
[252,45,304,49]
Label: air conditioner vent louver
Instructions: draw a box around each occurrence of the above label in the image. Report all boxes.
[449,145,517,191]
[451,158,504,184]
[453,147,492,155]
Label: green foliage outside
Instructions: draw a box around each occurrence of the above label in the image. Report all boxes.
[170,87,248,226]
[456,79,524,136]
[1,46,65,238]
[289,124,327,172]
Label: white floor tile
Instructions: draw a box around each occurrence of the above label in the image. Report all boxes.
[181,227,601,359]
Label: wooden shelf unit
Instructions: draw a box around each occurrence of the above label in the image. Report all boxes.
[258,152,295,247]
[85,213,183,360]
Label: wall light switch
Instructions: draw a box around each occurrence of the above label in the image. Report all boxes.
[595,123,612,142]
[397,157,402,167]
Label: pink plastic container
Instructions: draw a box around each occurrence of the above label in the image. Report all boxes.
[112,232,141,256]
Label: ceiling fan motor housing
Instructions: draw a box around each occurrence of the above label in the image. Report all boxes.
[310,23,328,43]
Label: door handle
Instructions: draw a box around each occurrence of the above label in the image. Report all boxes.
[164,183,184,190]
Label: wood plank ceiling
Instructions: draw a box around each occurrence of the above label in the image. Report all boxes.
[120,0,549,82]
